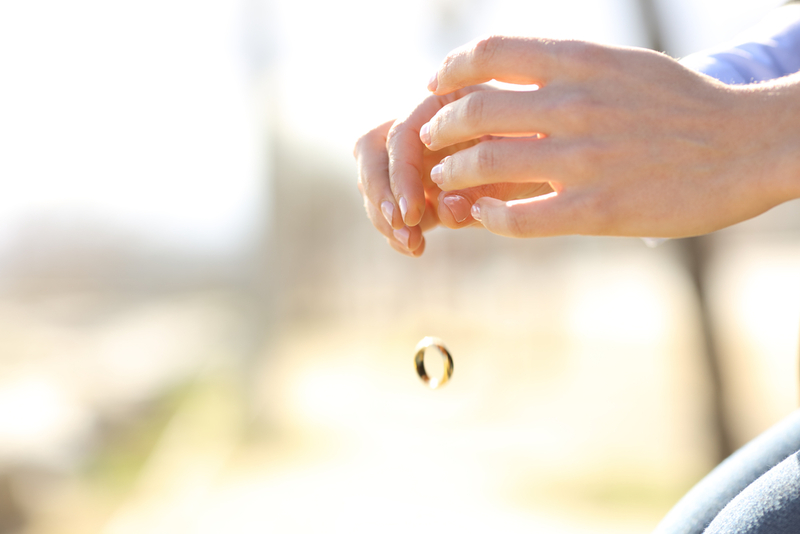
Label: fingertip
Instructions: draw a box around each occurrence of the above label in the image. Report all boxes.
[399,196,425,227]
[430,162,444,185]
[392,227,411,249]
[410,237,426,257]
[408,227,424,252]
[420,122,431,146]
[471,201,483,222]
[469,196,503,227]
[438,194,472,228]
[379,200,405,230]
[380,201,394,226]
[387,237,414,257]
[392,225,423,252]
[387,235,425,257]
[399,196,409,222]
[427,71,438,92]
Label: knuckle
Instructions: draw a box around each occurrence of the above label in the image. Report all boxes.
[440,53,458,81]
[561,40,613,76]
[549,39,580,65]
[553,89,603,132]
[355,121,390,157]
[432,105,454,137]
[471,35,504,69]
[462,92,486,125]
[504,210,529,237]
[475,143,497,177]
[386,122,402,147]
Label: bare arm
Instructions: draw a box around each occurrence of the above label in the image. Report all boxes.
[421,36,800,238]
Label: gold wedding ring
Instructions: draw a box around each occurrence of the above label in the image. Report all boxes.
[414,336,453,389]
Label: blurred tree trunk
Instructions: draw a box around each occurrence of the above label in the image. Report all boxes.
[681,235,735,461]
[635,0,735,463]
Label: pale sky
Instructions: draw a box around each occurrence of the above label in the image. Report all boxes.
[0,0,787,255]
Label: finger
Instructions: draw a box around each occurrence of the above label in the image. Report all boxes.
[392,224,425,253]
[470,192,585,238]
[387,86,491,226]
[430,36,600,95]
[388,235,426,257]
[422,89,553,152]
[436,182,553,228]
[431,137,570,191]
[418,195,442,232]
[437,193,479,228]
[355,120,404,229]
[386,117,426,227]
[364,190,425,253]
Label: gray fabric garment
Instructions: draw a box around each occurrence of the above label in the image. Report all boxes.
[653,409,800,534]
[704,451,800,533]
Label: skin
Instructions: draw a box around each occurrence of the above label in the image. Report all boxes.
[354,35,800,255]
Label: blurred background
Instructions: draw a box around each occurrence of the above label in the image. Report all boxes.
[0,0,798,532]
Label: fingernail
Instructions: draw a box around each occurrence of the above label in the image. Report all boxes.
[393,227,410,248]
[380,201,394,225]
[430,163,443,185]
[399,197,408,221]
[428,71,438,92]
[420,123,431,146]
[443,195,470,223]
[471,203,481,221]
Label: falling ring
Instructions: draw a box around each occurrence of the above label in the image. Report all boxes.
[414,336,454,389]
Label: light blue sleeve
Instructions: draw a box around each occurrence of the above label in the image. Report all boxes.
[680,5,800,84]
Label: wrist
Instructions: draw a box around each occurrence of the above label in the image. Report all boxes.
[760,74,800,204]
[730,74,800,208]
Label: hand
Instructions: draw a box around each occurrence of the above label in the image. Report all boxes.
[421,36,800,238]
[354,86,551,256]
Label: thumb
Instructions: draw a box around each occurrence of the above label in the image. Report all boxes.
[437,182,553,228]
[470,192,579,238]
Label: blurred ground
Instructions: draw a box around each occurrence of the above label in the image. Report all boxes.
[1,173,799,533]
